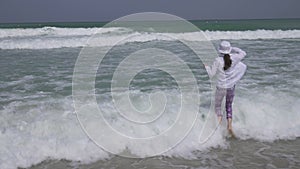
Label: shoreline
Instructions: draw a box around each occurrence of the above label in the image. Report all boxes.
[25,138,300,169]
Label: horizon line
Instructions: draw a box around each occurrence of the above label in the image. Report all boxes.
[0,17,299,25]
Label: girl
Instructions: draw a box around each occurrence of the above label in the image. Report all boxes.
[205,41,247,137]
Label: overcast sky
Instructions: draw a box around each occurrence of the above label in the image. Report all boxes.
[0,0,299,23]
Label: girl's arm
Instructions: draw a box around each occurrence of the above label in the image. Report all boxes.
[231,47,246,67]
[205,59,219,78]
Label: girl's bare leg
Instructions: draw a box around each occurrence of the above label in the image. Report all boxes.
[227,118,236,138]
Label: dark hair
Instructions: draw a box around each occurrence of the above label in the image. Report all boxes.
[223,54,232,70]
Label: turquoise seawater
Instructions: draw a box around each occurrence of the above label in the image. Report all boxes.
[0,18,300,30]
[0,19,299,169]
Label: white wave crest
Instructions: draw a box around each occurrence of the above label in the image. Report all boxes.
[0,27,300,49]
[0,88,299,169]
[0,27,127,38]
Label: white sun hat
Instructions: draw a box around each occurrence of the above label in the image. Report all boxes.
[218,41,232,54]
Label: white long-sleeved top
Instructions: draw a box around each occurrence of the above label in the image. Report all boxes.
[205,47,247,88]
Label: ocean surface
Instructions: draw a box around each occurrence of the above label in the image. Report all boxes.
[0,19,300,169]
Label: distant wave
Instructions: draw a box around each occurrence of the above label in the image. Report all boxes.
[0,27,300,49]
[0,27,128,38]
[204,29,300,40]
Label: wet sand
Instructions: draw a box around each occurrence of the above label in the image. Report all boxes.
[26,138,300,169]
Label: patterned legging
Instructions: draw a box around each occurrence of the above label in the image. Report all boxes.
[215,86,235,119]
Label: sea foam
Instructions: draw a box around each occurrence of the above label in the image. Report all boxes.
[0,88,299,169]
[0,27,300,49]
